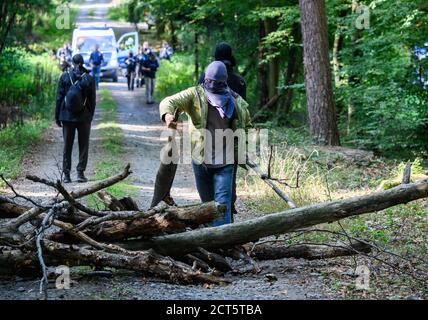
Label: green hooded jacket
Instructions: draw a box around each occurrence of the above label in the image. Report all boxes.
[159,85,252,164]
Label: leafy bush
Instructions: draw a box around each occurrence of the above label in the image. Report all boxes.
[333,0,428,158]
[107,2,129,22]
[155,53,195,101]
[0,47,59,113]
[0,48,60,184]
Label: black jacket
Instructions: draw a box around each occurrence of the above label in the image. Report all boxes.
[55,67,96,123]
[199,67,247,100]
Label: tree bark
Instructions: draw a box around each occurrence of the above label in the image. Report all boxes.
[1,164,131,231]
[265,18,280,111]
[281,23,302,116]
[347,0,361,135]
[0,241,227,285]
[299,0,340,145]
[50,201,224,243]
[250,241,371,260]
[125,179,428,255]
[257,20,269,109]
[0,196,29,218]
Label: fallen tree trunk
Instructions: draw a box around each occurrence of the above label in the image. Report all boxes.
[124,179,428,255]
[249,241,371,260]
[0,164,132,231]
[0,242,228,285]
[50,201,224,243]
[0,201,28,218]
[192,247,232,272]
[97,191,140,211]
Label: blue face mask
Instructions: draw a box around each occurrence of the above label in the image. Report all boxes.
[203,79,235,119]
[204,79,228,94]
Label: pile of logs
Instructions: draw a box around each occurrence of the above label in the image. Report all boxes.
[1,164,427,291]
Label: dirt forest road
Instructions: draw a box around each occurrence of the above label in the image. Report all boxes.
[0,0,333,300]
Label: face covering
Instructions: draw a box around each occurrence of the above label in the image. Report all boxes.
[203,61,235,119]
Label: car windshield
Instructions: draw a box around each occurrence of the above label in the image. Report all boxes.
[76,35,115,52]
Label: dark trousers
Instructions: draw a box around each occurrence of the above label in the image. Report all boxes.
[127,72,135,90]
[62,121,91,174]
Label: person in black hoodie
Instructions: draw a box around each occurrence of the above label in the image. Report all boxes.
[55,54,96,183]
[125,51,137,91]
[199,42,247,100]
[198,42,247,219]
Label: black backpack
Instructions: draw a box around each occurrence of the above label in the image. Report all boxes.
[64,71,87,114]
[126,57,136,72]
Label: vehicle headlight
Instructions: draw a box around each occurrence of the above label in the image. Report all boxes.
[108,58,118,68]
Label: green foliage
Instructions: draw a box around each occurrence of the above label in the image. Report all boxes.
[155,53,195,100]
[332,0,428,157]
[1,1,78,53]
[107,2,129,22]
[0,49,59,185]
[0,121,49,184]
[0,48,59,109]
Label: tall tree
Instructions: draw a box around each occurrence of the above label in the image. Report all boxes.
[299,0,340,145]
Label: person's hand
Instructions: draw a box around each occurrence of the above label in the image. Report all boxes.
[56,120,62,127]
[164,113,176,129]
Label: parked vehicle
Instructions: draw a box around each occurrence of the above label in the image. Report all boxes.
[71,26,139,82]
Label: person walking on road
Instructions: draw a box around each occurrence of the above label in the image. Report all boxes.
[125,51,137,91]
[89,44,104,90]
[135,46,146,88]
[160,61,252,226]
[55,54,96,183]
[142,50,159,104]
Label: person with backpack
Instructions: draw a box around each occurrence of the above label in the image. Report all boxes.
[125,51,137,91]
[89,44,104,90]
[55,54,96,183]
[198,42,247,220]
[141,50,159,104]
[160,61,252,226]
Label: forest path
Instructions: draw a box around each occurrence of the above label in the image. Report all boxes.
[0,0,332,300]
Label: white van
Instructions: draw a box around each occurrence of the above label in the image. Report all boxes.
[71,26,139,82]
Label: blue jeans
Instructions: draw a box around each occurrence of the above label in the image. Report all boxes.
[92,66,101,89]
[192,162,234,227]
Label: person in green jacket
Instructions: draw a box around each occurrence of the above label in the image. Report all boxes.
[159,61,252,226]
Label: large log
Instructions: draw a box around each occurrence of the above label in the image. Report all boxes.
[50,201,225,243]
[0,164,132,231]
[125,179,428,255]
[0,241,228,285]
[0,201,28,218]
[249,241,371,261]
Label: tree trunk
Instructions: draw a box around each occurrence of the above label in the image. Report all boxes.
[125,179,428,255]
[299,0,340,145]
[250,241,371,260]
[347,0,360,135]
[50,201,224,243]
[0,241,227,285]
[281,23,302,115]
[265,18,280,111]
[257,20,269,109]
[332,25,342,88]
